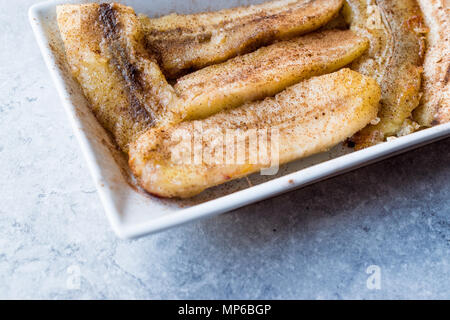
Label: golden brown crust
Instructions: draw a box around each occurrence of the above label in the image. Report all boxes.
[174,30,369,120]
[140,0,344,78]
[413,0,450,126]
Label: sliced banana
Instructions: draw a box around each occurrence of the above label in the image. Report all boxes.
[413,0,450,126]
[129,69,381,198]
[345,0,426,148]
[140,0,344,78]
[174,29,369,120]
[57,3,177,152]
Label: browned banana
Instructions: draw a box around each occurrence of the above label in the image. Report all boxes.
[58,4,368,151]
[413,0,450,126]
[129,69,381,198]
[140,0,344,78]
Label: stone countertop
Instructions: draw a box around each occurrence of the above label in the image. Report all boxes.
[0,0,448,299]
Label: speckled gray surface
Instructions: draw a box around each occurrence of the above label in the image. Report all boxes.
[0,0,449,300]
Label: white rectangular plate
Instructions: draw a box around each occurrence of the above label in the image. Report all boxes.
[29,0,450,239]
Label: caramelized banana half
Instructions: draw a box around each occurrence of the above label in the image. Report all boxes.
[175,30,369,120]
[413,0,450,126]
[129,69,381,198]
[58,3,368,151]
[57,3,177,152]
[140,0,344,78]
[345,0,426,148]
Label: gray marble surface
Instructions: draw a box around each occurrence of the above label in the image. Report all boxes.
[0,0,449,300]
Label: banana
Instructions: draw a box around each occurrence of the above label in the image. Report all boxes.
[140,0,344,78]
[345,0,426,148]
[58,4,369,151]
[174,29,369,120]
[413,0,450,126]
[129,69,381,198]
